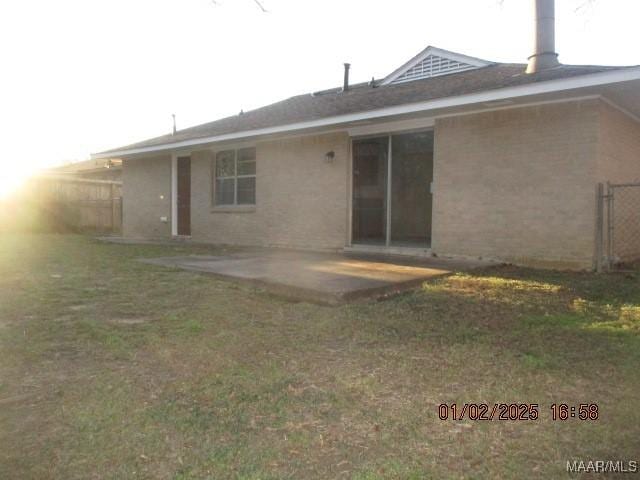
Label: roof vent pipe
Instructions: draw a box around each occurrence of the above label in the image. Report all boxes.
[526,0,560,74]
[343,63,351,92]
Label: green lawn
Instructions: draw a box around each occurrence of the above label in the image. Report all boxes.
[1,235,639,479]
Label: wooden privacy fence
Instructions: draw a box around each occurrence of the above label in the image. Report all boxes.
[15,175,123,234]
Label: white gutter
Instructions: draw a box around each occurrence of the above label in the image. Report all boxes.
[92,66,640,159]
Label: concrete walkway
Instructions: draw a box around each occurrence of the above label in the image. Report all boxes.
[140,249,490,304]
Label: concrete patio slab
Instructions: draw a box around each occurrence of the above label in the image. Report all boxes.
[140,249,491,304]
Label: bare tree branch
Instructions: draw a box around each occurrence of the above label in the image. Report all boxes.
[253,0,268,12]
[575,0,596,13]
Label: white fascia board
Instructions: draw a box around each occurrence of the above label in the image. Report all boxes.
[348,95,603,136]
[91,67,640,159]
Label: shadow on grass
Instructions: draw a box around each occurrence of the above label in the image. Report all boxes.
[355,265,640,379]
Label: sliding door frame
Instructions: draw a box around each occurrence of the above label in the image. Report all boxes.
[349,128,434,248]
[385,135,392,247]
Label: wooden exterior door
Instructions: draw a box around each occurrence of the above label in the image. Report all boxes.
[177,156,191,236]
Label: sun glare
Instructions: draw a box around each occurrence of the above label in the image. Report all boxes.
[0,168,34,199]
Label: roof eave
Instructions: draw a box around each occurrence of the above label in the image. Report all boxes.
[92,66,640,159]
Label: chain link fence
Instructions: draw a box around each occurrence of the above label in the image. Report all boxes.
[596,182,640,271]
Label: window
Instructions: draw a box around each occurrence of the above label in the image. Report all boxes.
[214,147,256,206]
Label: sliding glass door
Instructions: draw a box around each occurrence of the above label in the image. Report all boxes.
[351,131,433,248]
[352,137,388,245]
[390,132,434,247]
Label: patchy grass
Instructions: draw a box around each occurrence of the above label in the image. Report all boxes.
[1,235,639,479]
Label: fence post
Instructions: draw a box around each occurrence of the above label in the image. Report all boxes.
[119,197,123,234]
[595,182,604,272]
[606,182,614,270]
[110,182,115,232]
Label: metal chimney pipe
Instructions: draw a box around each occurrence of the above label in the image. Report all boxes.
[343,63,351,92]
[526,0,560,74]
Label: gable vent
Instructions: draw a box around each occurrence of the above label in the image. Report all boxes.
[391,54,478,84]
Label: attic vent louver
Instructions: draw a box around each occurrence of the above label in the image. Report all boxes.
[391,54,477,83]
[381,47,491,86]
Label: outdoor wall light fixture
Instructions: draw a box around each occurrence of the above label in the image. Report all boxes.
[324,151,335,164]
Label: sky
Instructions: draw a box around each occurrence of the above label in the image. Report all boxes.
[0,0,638,196]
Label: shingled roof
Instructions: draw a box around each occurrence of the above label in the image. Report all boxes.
[96,51,633,156]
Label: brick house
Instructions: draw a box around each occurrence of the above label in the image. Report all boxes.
[93,6,640,269]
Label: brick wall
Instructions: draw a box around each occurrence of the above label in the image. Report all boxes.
[122,155,172,238]
[432,99,601,269]
[597,102,640,183]
[189,132,350,250]
[120,99,640,269]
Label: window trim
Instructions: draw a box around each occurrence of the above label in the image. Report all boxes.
[212,147,256,207]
